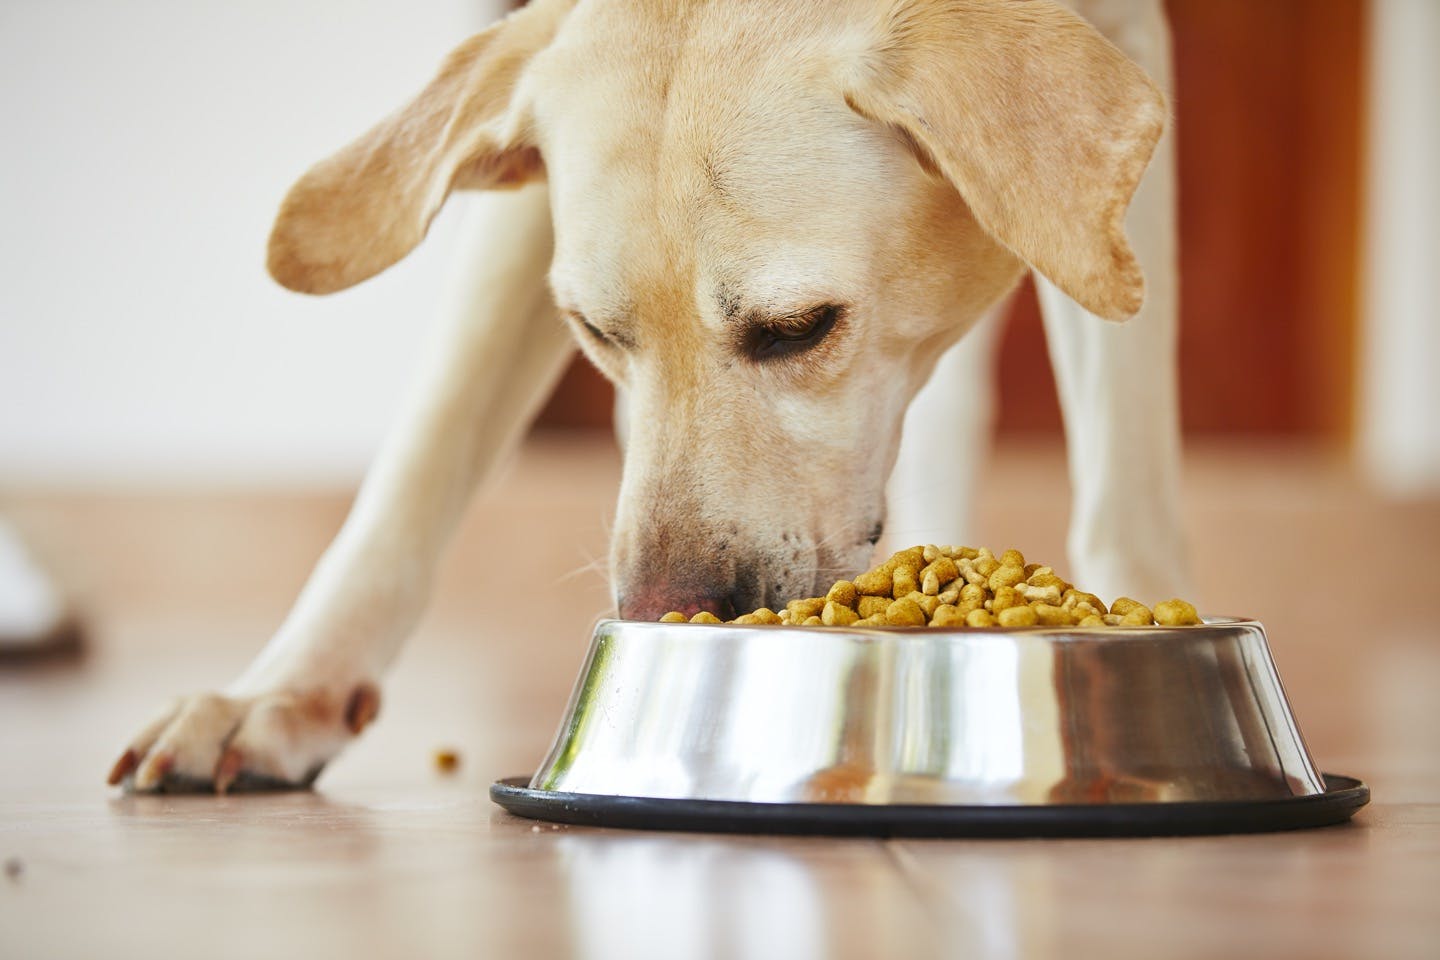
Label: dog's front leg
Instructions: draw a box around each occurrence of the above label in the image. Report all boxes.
[108,185,572,792]
[1038,0,1191,604]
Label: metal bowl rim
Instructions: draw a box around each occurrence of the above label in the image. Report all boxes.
[599,615,1258,643]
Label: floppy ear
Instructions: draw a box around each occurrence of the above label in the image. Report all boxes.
[267,0,571,294]
[844,0,1167,320]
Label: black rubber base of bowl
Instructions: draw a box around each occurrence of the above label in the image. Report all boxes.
[490,774,1368,838]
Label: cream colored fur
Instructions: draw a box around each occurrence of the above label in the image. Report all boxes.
[110,0,1180,793]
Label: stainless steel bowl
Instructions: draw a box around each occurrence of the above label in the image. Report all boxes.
[528,617,1328,806]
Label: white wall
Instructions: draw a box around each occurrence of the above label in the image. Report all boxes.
[1358,0,1440,496]
[0,0,510,487]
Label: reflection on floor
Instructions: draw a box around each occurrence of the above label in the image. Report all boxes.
[1,437,1437,959]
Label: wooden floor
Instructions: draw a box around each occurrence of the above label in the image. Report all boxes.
[2,437,1438,959]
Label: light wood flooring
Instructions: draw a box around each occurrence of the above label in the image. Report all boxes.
[2,437,1437,959]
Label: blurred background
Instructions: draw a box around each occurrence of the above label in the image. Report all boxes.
[0,0,1436,492]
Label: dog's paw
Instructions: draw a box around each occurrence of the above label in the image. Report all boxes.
[106,683,380,794]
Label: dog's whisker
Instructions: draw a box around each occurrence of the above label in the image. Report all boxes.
[810,522,872,551]
[557,551,612,585]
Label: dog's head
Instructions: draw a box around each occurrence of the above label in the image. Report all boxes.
[268,0,1165,619]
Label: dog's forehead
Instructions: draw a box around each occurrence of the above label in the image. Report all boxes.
[532,4,915,325]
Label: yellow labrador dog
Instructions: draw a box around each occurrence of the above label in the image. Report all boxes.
[110,0,1185,793]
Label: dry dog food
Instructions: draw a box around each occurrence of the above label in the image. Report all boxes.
[659,545,1201,628]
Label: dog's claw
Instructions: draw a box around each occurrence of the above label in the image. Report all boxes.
[344,684,381,735]
[107,749,139,786]
[213,746,243,795]
[134,752,174,791]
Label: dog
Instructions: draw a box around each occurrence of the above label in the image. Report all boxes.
[108,0,1188,793]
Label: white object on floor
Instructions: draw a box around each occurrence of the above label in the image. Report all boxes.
[0,520,66,647]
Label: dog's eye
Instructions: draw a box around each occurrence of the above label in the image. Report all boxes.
[565,310,615,348]
[745,305,843,361]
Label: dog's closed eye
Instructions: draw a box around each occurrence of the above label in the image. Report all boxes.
[564,310,626,350]
[742,304,844,362]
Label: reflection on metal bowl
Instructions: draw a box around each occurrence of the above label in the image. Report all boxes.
[527,618,1327,806]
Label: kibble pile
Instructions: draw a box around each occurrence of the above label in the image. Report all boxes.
[660,545,1200,628]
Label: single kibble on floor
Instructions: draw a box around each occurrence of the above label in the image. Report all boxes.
[4,857,22,881]
[649,545,1202,630]
[433,748,460,774]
